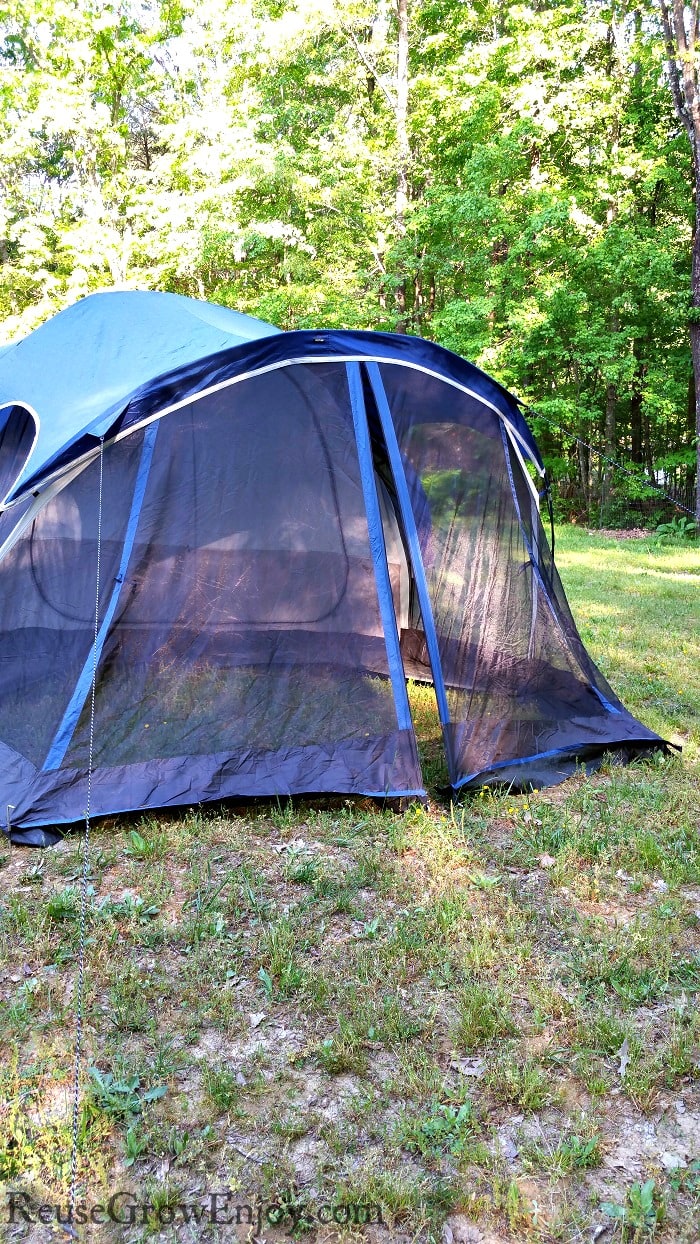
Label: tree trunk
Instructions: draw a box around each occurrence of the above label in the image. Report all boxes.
[657,0,700,518]
[643,413,655,481]
[342,7,409,328]
[578,436,591,514]
[601,381,617,520]
[395,0,409,331]
[630,342,645,464]
[691,180,700,518]
[414,264,423,328]
[604,383,617,460]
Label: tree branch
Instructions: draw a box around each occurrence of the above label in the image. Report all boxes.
[340,24,395,109]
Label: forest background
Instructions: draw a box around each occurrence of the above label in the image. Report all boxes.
[1,0,699,525]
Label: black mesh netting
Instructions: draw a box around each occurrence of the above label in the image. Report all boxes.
[375,363,660,787]
[0,435,145,766]
[59,363,419,794]
[0,353,661,832]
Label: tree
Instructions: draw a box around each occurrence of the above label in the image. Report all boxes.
[0,0,695,524]
[657,0,700,518]
[406,0,692,518]
[0,0,183,332]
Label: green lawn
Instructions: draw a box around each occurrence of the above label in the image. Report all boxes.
[0,527,698,1243]
[554,526,700,751]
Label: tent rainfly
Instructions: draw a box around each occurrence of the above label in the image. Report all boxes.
[0,291,665,845]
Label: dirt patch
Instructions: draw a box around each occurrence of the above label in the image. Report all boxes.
[585,527,654,539]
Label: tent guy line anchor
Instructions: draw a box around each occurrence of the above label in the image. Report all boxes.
[68,435,104,1224]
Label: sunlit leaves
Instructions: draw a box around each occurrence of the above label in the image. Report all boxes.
[0,0,695,511]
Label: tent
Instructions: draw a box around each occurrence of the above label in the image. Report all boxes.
[0,291,664,846]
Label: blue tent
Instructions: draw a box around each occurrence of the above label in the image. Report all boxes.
[0,290,280,502]
[0,291,663,844]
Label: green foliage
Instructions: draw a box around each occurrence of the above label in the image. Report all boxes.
[123,1123,149,1167]
[202,1064,240,1114]
[88,1067,167,1120]
[0,0,696,518]
[125,825,169,859]
[401,1101,479,1158]
[182,859,230,945]
[456,981,517,1050]
[96,893,160,923]
[485,1053,553,1112]
[655,515,698,540]
[669,1158,700,1198]
[601,1178,666,1237]
[46,886,85,921]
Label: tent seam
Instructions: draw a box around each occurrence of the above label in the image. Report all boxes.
[7,355,542,509]
[499,421,623,717]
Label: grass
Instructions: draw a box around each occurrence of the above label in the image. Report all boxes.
[0,526,698,1242]
[553,525,700,747]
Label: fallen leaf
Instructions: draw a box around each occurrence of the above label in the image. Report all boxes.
[661,1151,685,1170]
[499,1134,519,1161]
[604,1142,641,1171]
[450,1056,486,1079]
[442,1217,483,1243]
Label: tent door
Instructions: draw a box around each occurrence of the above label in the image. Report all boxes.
[359,361,456,780]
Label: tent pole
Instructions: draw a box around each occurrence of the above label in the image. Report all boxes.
[43,421,159,771]
[346,362,414,735]
[364,363,456,782]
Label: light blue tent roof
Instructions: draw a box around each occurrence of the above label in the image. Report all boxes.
[0,290,280,502]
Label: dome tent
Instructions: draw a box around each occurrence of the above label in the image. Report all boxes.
[0,291,663,846]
